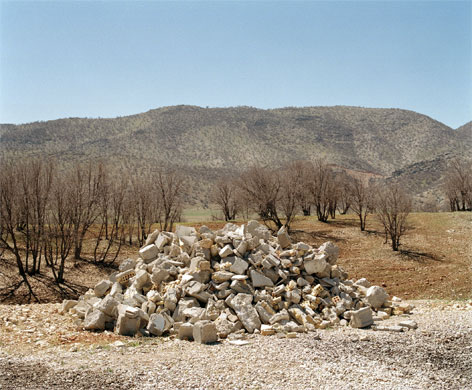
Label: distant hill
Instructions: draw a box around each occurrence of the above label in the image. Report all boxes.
[1,105,470,207]
[456,121,472,144]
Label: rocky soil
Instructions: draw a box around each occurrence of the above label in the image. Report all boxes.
[1,300,471,390]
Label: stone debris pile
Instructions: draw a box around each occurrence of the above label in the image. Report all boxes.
[61,221,413,343]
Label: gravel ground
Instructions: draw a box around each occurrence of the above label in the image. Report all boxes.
[1,300,471,390]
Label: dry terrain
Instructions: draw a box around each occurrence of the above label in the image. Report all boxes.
[0,300,471,389]
[1,212,471,304]
[0,211,471,389]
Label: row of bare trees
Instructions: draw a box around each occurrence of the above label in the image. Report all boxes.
[444,158,472,212]
[0,158,184,299]
[213,159,412,251]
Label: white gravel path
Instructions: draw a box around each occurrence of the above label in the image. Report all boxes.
[1,300,471,390]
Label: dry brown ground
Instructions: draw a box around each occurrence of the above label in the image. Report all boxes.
[1,212,471,304]
[290,212,472,300]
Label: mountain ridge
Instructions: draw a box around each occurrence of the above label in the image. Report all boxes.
[1,105,470,207]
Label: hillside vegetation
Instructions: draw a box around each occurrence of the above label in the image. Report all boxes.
[1,105,470,205]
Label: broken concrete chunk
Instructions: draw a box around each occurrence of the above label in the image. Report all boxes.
[134,269,151,290]
[366,286,389,309]
[116,306,141,336]
[372,325,405,332]
[175,225,197,238]
[219,245,234,258]
[261,324,276,336]
[277,226,291,249]
[155,234,170,250]
[229,257,249,275]
[193,320,218,344]
[269,309,290,325]
[151,267,170,285]
[60,300,77,314]
[147,313,173,336]
[94,280,112,298]
[350,307,373,328]
[144,229,160,246]
[255,301,276,324]
[318,241,339,265]
[355,278,371,288]
[178,322,194,340]
[228,293,261,333]
[95,295,119,318]
[398,320,418,330]
[139,244,159,262]
[84,310,106,331]
[304,256,327,275]
[250,269,274,288]
[212,271,234,283]
[119,258,136,272]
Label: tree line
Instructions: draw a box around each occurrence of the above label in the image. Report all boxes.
[0,158,185,300]
[213,159,413,251]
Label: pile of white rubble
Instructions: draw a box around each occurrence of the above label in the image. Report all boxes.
[61,221,414,343]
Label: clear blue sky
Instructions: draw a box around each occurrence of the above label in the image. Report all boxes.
[0,1,470,128]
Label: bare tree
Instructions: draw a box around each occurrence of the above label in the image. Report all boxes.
[43,172,74,284]
[348,177,373,231]
[16,159,54,275]
[336,172,352,215]
[93,174,127,264]
[154,168,184,232]
[289,160,313,216]
[309,159,336,223]
[239,166,283,229]
[444,158,472,211]
[278,162,308,229]
[130,173,154,246]
[0,160,39,301]
[213,178,239,221]
[69,162,103,259]
[375,184,412,251]
[238,164,305,230]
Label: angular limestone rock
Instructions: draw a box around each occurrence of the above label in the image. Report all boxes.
[250,270,274,288]
[84,310,106,331]
[366,286,389,309]
[277,226,291,249]
[95,295,119,318]
[318,241,339,265]
[229,258,249,275]
[60,300,77,314]
[116,306,141,336]
[178,323,194,340]
[94,280,112,298]
[228,293,261,333]
[147,313,173,336]
[304,256,327,275]
[350,307,373,328]
[139,244,159,262]
[219,245,233,258]
[193,320,218,344]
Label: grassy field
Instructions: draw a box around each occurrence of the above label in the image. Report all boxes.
[1,211,471,304]
[181,207,219,223]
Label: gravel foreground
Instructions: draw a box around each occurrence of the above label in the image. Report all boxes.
[0,300,471,390]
